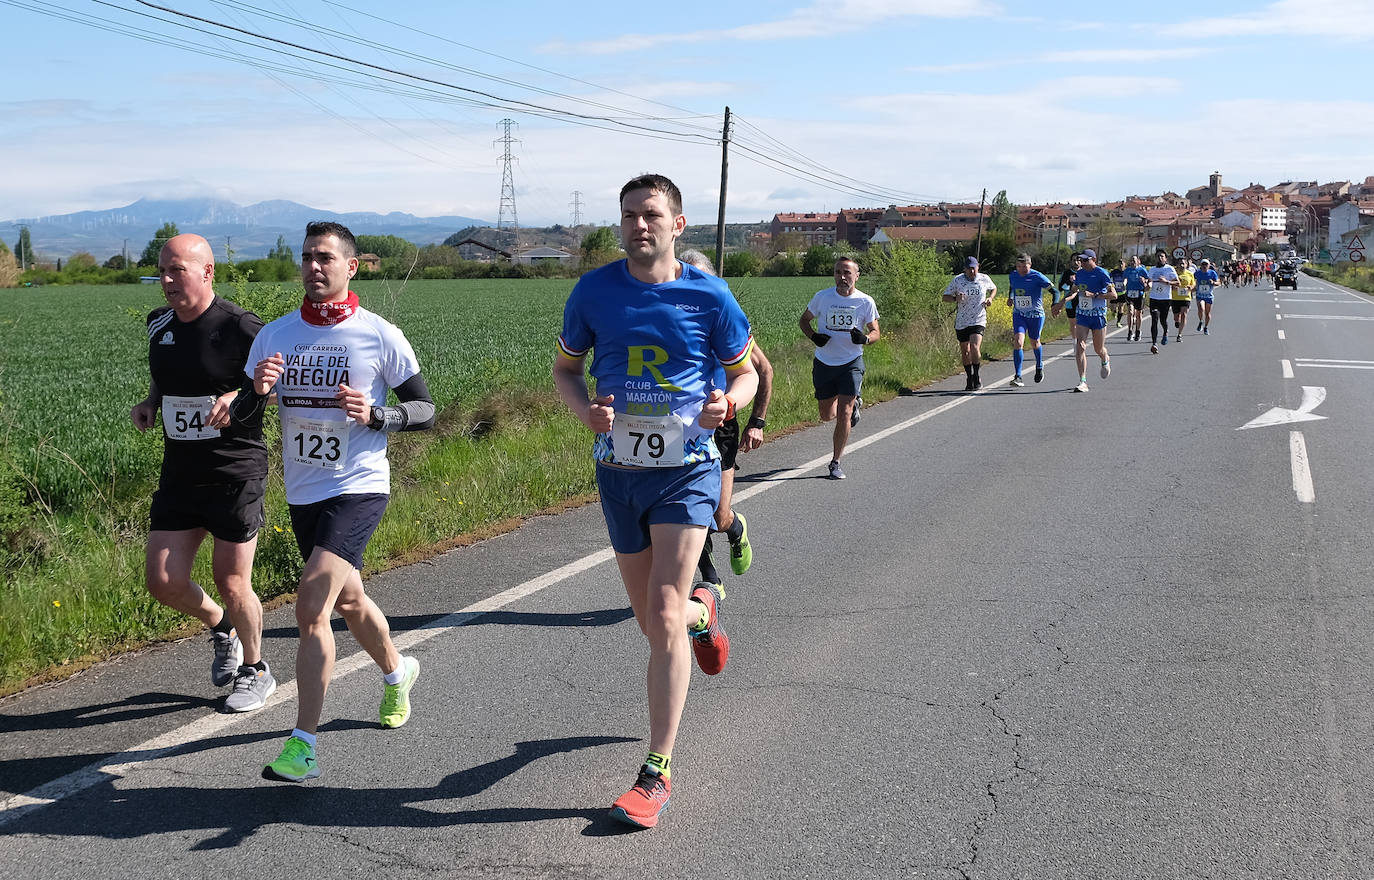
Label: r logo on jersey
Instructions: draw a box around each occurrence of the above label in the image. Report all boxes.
[159,331,174,345]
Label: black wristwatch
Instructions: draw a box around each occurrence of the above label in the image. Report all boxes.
[746,415,766,430]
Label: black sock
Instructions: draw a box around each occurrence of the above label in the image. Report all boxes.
[697,535,719,584]
[210,612,233,635]
[964,364,973,377]
[972,363,981,378]
[248,660,266,672]
[723,516,743,543]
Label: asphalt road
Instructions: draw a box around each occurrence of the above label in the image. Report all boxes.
[3,273,1373,879]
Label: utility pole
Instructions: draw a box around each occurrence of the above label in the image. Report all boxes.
[495,119,520,256]
[226,236,233,263]
[569,191,584,227]
[973,188,987,264]
[122,238,129,267]
[714,106,732,277]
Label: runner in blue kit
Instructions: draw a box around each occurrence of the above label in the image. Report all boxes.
[554,174,758,829]
[1122,254,1149,342]
[1067,248,1116,392]
[1194,258,1219,335]
[232,221,436,783]
[1005,253,1054,386]
[1110,259,1128,328]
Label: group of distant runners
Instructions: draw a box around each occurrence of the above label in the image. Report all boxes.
[132,172,1232,830]
[946,247,1222,394]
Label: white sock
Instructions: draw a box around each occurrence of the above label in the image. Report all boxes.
[383,662,407,685]
[291,728,317,747]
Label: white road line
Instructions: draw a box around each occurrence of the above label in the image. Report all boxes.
[1276,314,1282,320]
[1281,359,1294,378]
[3,331,1113,827]
[1278,330,1286,340]
[1280,298,1371,304]
[1284,314,1374,321]
[1295,358,1374,365]
[1291,360,1374,368]
[1290,431,1316,504]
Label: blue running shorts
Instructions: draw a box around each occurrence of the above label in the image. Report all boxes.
[596,459,720,554]
[1011,312,1045,339]
[1075,314,1108,331]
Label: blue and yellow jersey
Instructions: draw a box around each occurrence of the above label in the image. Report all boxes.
[558,260,753,466]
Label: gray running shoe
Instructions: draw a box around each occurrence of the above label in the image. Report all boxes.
[1010,376,1024,387]
[210,628,242,688]
[224,663,277,713]
[827,460,846,480]
[850,396,862,427]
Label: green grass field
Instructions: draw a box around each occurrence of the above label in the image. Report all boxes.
[0,272,1056,692]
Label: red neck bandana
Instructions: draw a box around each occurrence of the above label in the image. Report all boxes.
[300,291,360,326]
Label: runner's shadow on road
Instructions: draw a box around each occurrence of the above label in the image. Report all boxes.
[1,734,640,847]
[736,467,810,484]
[263,608,634,639]
[0,691,219,734]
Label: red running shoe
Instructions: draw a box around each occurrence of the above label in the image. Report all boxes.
[689,582,729,675]
[610,766,671,828]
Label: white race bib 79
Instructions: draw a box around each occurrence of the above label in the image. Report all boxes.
[611,413,685,467]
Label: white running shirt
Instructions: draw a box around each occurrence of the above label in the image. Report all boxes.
[247,307,421,505]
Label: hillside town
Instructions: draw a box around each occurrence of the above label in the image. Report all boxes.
[766,172,1374,265]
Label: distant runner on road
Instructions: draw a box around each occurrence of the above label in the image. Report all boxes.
[1068,248,1115,393]
[1005,252,1054,386]
[234,221,436,784]
[799,255,879,479]
[131,232,274,715]
[1146,250,1179,354]
[1122,254,1149,342]
[942,256,997,392]
[1194,258,1219,335]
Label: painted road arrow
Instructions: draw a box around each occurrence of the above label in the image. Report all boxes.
[1237,385,1328,430]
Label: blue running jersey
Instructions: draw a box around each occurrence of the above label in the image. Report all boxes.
[1073,266,1114,319]
[1006,269,1053,316]
[558,260,754,467]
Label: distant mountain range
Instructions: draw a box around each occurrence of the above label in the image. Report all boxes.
[6,197,493,262]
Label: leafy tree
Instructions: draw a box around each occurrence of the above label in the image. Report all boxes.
[947,231,1017,273]
[864,240,950,325]
[1034,242,1076,276]
[722,251,761,277]
[801,244,837,276]
[989,190,1017,237]
[139,222,179,267]
[268,235,295,263]
[354,234,415,260]
[763,253,802,276]
[580,226,620,270]
[771,231,804,256]
[12,227,34,270]
[103,254,128,270]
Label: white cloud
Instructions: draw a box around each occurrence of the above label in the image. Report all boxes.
[1040,48,1211,63]
[1161,0,1374,39]
[540,0,1001,54]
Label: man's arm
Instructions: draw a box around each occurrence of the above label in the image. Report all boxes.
[366,373,435,432]
[799,308,828,346]
[741,345,773,452]
[131,377,161,432]
[701,358,758,429]
[554,352,614,433]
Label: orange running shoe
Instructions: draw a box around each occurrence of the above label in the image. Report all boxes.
[689,582,729,675]
[610,766,671,828]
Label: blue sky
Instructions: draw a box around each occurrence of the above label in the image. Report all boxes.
[4,0,1372,226]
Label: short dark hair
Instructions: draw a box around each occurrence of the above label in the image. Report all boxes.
[1016,252,1032,262]
[620,174,682,215]
[305,220,357,258]
[835,255,859,270]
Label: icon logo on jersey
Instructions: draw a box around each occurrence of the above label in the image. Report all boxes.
[159,331,174,345]
[674,302,701,312]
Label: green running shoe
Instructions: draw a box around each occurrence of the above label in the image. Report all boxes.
[262,736,318,782]
[379,655,420,728]
[728,511,752,576]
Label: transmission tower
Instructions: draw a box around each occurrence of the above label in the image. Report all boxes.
[569,191,584,227]
[495,119,520,254]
